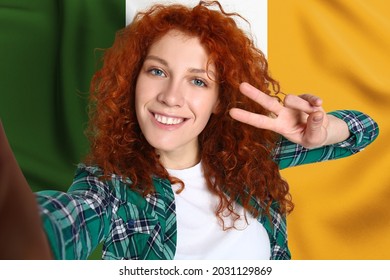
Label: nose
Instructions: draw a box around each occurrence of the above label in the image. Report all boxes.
[157,80,185,107]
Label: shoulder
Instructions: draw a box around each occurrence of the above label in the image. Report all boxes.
[74,164,131,183]
[72,163,171,210]
[67,164,139,208]
[72,163,133,189]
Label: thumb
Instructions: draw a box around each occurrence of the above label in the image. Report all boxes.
[303,111,326,148]
[309,111,324,129]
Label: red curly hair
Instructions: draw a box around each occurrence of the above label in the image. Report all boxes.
[86,1,293,224]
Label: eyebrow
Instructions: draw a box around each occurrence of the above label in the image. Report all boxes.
[145,55,168,66]
[144,55,216,79]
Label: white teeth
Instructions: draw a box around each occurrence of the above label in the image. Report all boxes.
[154,113,184,125]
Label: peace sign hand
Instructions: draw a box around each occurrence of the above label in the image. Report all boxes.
[229,82,330,149]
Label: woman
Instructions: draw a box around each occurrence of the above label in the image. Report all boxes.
[0,1,378,260]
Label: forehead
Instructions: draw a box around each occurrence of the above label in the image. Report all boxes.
[146,30,216,72]
[148,30,203,52]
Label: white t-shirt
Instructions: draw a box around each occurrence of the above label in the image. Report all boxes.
[167,162,271,260]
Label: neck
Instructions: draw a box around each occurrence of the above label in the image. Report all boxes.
[157,143,200,170]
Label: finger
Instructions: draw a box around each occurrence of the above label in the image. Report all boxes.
[298,94,323,108]
[239,82,283,115]
[284,94,319,114]
[229,108,278,131]
[302,111,326,147]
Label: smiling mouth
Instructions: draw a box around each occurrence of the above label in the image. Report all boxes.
[154,113,185,125]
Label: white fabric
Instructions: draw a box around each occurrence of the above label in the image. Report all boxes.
[125,0,268,55]
[167,162,271,260]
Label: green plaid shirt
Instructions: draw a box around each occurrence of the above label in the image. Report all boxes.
[36,110,379,260]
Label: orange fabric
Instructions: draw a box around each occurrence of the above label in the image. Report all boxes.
[268,0,389,259]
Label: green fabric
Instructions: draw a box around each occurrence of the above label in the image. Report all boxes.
[0,0,125,191]
[36,164,179,260]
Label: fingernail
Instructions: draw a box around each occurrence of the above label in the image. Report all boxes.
[313,115,323,122]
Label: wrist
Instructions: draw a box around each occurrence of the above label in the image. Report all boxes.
[324,114,350,145]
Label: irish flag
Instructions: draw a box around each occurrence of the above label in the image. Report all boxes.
[0,0,388,260]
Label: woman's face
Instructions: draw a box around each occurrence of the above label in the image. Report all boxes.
[135,30,219,169]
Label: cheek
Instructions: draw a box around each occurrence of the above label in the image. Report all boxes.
[135,79,149,110]
[135,75,160,107]
[193,100,218,123]
[134,86,146,121]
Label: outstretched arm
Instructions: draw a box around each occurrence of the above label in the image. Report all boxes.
[0,121,52,259]
[229,83,379,169]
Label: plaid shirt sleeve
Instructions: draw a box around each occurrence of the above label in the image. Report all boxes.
[35,166,112,259]
[36,165,177,260]
[273,110,379,169]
